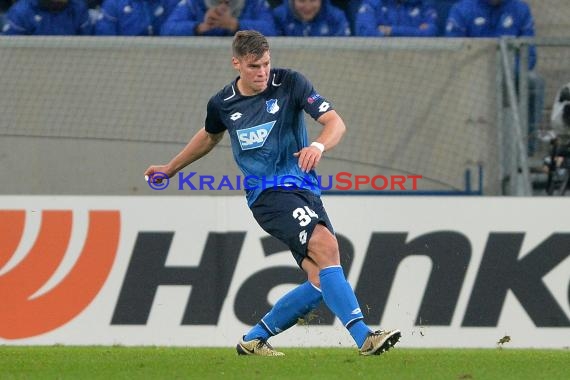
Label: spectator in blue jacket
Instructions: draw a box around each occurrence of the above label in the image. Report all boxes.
[161,0,276,36]
[446,0,544,155]
[2,0,92,35]
[273,0,350,36]
[354,0,438,37]
[446,0,536,68]
[94,0,179,35]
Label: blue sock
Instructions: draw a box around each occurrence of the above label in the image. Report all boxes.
[319,265,371,348]
[244,281,322,341]
[348,320,373,348]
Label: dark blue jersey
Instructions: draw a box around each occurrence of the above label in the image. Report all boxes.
[205,68,334,207]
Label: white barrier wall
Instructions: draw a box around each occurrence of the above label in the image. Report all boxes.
[0,196,568,348]
[0,38,499,195]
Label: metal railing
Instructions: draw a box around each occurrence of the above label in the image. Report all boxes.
[499,37,570,196]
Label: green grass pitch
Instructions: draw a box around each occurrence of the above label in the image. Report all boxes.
[0,346,568,380]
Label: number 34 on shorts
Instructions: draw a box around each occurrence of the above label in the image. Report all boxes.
[293,206,318,244]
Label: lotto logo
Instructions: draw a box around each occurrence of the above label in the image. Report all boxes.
[237,121,276,150]
[318,102,330,113]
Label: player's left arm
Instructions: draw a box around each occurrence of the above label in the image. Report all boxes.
[295,110,346,173]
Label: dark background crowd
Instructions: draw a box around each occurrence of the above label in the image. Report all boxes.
[0,1,531,40]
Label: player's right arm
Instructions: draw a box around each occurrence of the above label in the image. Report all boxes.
[144,127,223,179]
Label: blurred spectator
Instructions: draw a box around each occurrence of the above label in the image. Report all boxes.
[551,82,570,137]
[543,82,570,195]
[446,0,545,155]
[446,0,536,66]
[2,0,92,35]
[86,0,101,26]
[94,0,179,35]
[431,0,457,35]
[354,0,438,37]
[273,0,350,36]
[161,0,276,36]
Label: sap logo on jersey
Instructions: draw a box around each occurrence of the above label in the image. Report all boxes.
[237,121,276,150]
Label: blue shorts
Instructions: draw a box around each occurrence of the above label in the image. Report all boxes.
[250,188,334,267]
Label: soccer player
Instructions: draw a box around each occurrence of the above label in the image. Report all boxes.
[144,30,401,356]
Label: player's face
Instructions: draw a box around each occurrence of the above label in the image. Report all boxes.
[293,0,321,22]
[233,51,271,96]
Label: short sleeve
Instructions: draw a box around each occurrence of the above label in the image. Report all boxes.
[204,96,226,134]
[291,71,334,120]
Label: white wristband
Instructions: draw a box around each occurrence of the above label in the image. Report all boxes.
[310,141,325,153]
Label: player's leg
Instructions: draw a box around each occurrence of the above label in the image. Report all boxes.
[246,256,322,335]
[309,221,401,355]
[237,260,323,356]
[240,188,399,355]
[308,225,370,346]
[237,191,325,356]
[241,278,322,339]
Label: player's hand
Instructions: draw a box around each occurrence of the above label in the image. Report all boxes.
[294,146,322,173]
[144,165,172,184]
